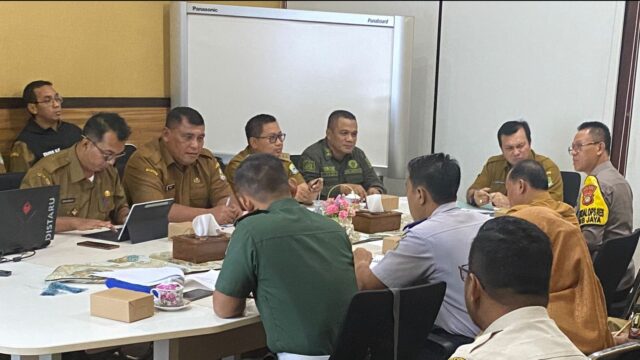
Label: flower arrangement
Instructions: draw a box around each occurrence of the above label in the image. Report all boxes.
[323,195,357,221]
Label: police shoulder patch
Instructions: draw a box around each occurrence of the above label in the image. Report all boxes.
[289,163,299,175]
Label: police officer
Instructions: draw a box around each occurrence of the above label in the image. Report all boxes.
[466,119,562,208]
[20,112,130,233]
[300,110,385,199]
[450,216,587,360]
[9,80,82,172]
[123,107,241,224]
[225,114,322,204]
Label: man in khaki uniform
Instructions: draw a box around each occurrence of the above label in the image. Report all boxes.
[450,216,587,360]
[466,120,562,208]
[123,107,241,224]
[9,80,82,172]
[20,112,131,233]
[225,114,322,204]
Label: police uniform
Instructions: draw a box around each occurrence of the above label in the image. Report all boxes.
[216,198,357,355]
[122,139,233,207]
[20,144,128,221]
[224,146,305,190]
[9,118,82,172]
[449,307,587,360]
[467,150,563,203]
[300,138,385,199]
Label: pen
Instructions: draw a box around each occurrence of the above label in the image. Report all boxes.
[225,197,231,207]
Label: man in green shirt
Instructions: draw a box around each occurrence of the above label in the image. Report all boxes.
[300,110,385,199]
[213,153,357,357]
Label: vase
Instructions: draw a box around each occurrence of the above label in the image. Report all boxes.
[336,216,360,243]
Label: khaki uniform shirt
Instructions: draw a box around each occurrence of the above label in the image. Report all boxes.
[20,144,128,221]
[123,139,232,207]
[468,150,563,202]
[449,307,587,360]
[300,138,385,199]
[225,146,305,190]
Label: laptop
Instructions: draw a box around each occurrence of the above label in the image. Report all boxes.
[83,198,174,244]
[0,185,60,256]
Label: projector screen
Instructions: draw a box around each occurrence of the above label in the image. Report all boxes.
[170,3,413,175]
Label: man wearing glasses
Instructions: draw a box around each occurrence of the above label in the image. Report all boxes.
[9,80,82,172]
[123,107,241,224]
[225,114,322,204]
[570,121,634,292]
[466,119,563,208]
[300,110,385,200]
[20,112,130,232]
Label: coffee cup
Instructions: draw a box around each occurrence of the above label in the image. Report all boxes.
[151,281,184,307]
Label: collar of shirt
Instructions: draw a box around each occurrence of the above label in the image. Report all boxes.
[158,138,177,167]
[68,144,88,183]
[480,306,549,336]
[402,201,457,231]
[320,137,354,163]
[25,117,61,134]
[590,160,615,177]
[266,197,301,212]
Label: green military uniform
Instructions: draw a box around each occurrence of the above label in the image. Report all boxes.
[300,138,385,199]
[122,139,233,207]
[468,150,563,203]
[225,146,305,190]
[216,198,357,355]
[20,144,128,221]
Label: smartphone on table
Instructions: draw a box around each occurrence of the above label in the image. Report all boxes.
[183,288,214,301]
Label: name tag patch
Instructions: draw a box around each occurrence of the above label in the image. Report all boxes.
[61,198,75,204]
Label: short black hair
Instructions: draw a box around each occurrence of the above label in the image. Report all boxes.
[507,159,548,191]
[469,216,552,306]
[235,153,290,202]
[407,153,460,204]
[497,120,531,147]
[166,107,205,128]
[578,121,611,154]
[327,110,356,130]
[23,80,53,104]
[245,114,277,142]
[83,112,131,142]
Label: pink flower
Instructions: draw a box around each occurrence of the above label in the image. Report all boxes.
[326,204,339,215]
[338,210,348,220]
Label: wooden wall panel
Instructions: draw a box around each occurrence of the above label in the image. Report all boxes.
[0,107,167,158]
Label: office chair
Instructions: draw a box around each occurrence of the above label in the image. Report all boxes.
[215,156,226,173]
[330,282,446,360]
[114,144,137,180]
[289,154,301,169]
[622,267,640,320]
[0,172,26,191]
[588,342,640,359]
[593,229,640,317]
[560,171,581,207]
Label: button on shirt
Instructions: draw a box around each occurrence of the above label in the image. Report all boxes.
[372,203,489,338]
[300,138,385,199]
[122,139,233,207]
[449,307,587,360]
[20,144,128,221]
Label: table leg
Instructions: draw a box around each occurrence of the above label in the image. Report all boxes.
[153,339,170,360]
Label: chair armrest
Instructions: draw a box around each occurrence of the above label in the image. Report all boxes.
[426,332,457,355]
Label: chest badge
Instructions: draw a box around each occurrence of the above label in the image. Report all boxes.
[348,160,359,169]
[104,190,111,197]
[193,177,201,184]
[70,208,79,217]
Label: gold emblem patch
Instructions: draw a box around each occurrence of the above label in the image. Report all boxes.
[194,177,201,184]
[70,208,79,217]
[104,190,111,197]
[348,160,359,169]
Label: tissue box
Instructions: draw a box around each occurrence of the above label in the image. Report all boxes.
[168,222,195,239]
[382,235,402,254]
[380,195,399,211]
[90,288,154,323]
[172,233,231,263]
[352,211,402,234]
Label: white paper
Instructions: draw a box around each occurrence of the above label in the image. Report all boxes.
[366,194,384,213]
[93,267,184,286]
[192,213,223,236]
[185,270,220,291]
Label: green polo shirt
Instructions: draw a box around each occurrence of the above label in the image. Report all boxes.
[215,198,357,355]
[300,138,385,199]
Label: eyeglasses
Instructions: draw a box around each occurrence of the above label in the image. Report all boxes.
[84,136,126,162]
[256,132,286,144]
[33,95,63,106]
[458,264,471,282]
[568,141,600,154]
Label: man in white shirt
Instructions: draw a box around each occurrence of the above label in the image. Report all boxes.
[450,216,586,360]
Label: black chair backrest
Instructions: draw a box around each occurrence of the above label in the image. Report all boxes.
[215,156,226,173]
[622,267,640,319]
[593,229,640,313]
[290,154,301,169]
[560,171,581,207]
[0,172,26,191]
[114,144,137,180]
[330,282,446,360]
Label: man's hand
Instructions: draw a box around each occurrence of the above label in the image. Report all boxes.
[490,192,510,208]
[473,187,491,206]
[353,248,373,266]
[308,178,323,196]
[73,218,114,231]
[366,187,382,195]
[211,204,241,225]
[294,183,314,204]
[341,183,367,199]
[116,207,130,225]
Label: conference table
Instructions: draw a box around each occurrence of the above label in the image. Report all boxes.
[0,197,488,360]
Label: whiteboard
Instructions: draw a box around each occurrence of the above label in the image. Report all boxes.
[171,3,414,172]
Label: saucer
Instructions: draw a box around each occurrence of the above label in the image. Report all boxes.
[154,299,191,311]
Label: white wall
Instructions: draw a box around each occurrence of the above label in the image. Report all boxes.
[434,1,625,200]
